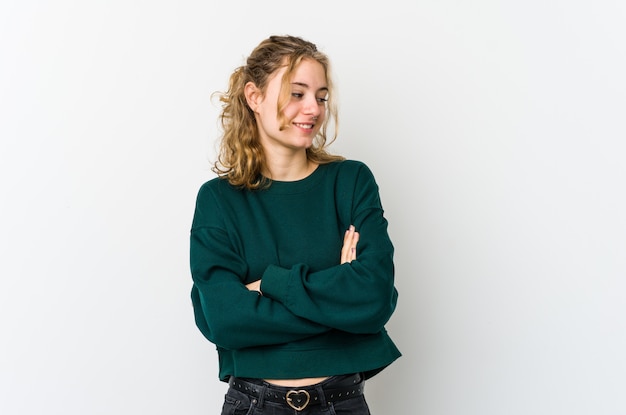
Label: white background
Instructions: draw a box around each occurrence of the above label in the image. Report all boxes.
[1,1,625,414]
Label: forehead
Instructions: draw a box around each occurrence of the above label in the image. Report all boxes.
[263,58,328,95]
[288,58,327,86]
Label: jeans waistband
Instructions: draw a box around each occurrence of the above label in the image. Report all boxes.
[228,373,364,411]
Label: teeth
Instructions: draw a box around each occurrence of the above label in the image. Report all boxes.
[295,123,314,129]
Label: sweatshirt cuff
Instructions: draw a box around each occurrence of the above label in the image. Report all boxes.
[260,264,291,303]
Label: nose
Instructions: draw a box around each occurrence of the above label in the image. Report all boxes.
[303,94,321,117]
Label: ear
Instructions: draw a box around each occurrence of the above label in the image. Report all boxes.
[244,81,261,112]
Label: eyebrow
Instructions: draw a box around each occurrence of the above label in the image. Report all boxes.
[291,82,329,92]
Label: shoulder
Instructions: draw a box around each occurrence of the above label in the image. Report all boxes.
[318,160,380,199]
[325,159,378,184]
[196,176,239,199]
[325,159,374,176]
[193,176,242,214]
[192,177,242,229]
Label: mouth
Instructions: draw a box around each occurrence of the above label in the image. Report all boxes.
[293,122,315,130]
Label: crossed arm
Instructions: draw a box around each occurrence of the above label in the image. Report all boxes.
[245,225,360,294]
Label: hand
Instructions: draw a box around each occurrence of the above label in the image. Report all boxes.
[340,225,360,264]
[246,280,262,294]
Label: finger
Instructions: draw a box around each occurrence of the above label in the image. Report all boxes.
[340,230,352,263]
[351,231,360,260]
[340,226,356,264]
[352,230,360,246]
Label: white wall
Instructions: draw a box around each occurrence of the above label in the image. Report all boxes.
[1,1,625,414]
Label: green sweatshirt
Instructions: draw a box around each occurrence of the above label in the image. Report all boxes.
[190,160,401,381]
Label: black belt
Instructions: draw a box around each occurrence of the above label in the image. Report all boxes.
[228,374,364,411]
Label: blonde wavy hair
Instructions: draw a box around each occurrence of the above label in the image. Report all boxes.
[212,35,344,189]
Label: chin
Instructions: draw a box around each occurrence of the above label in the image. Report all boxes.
[289,140,314,150]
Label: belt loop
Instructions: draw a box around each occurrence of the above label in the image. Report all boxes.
[315,384,328,410]
[256,384,267,408]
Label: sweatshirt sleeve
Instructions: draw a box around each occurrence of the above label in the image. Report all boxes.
[260,163,398,334]
[190,183,329,350]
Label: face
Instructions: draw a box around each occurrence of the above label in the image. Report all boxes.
[247,58,328,154]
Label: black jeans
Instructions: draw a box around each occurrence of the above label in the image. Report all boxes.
[221,373,372,415]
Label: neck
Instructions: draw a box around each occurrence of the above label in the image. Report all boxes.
[264,151,316,182]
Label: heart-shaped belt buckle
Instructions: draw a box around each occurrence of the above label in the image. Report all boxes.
[286,389,311,411]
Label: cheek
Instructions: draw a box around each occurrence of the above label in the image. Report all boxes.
[315,110,327,128]
[282,105,300,121]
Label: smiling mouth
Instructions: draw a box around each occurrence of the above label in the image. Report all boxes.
[293,123,315,130]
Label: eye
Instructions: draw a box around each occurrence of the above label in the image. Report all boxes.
[291,93,304,99]
[316,97,328,103]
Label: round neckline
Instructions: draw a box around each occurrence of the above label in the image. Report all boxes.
[261,163,327,194]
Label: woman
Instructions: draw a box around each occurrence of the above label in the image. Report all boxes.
[190,35,401,414]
